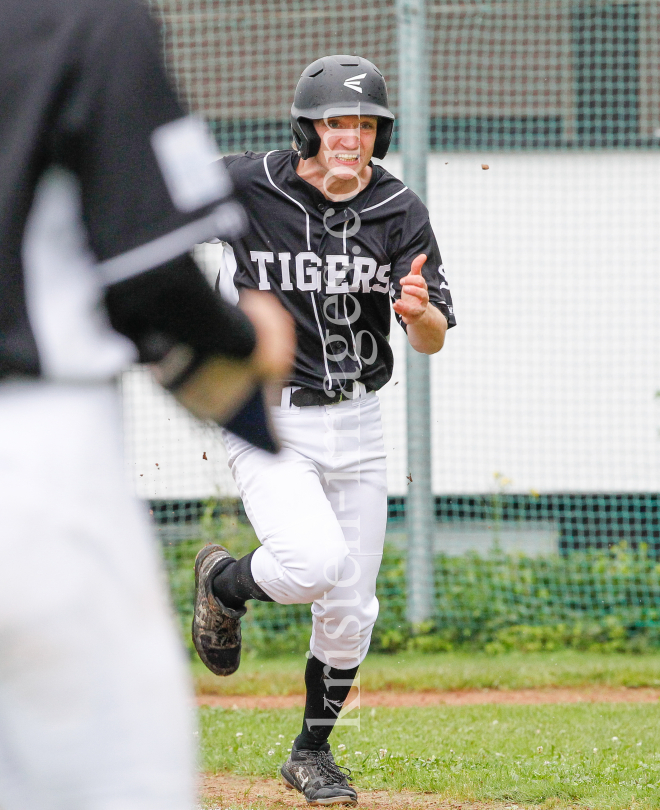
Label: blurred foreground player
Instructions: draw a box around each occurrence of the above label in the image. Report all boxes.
[0,0,292,808]
[193,55,455,805]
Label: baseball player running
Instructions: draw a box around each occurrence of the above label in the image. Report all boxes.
[193,55,455,806]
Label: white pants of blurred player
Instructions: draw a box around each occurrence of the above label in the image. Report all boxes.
[223,387,388,670]
[0,381,194,810]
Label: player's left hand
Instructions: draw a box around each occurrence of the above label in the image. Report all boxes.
[392,254,430,325]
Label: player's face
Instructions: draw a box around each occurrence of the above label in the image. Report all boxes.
[312,115,378,182]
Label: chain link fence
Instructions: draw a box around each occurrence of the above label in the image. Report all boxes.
[131,0,660,652]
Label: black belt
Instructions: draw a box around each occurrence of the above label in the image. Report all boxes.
[290,387,368,407]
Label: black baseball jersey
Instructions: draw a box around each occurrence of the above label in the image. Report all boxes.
[222,149,456,394]
[0,0,243,382]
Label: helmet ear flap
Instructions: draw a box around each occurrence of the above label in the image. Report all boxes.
[291,117,321,159]
[373,119,394,160]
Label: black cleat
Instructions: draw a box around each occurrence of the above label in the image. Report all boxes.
[192,544,246,676]
[281,743,358,806]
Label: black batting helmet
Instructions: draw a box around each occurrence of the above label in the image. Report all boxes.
[291,55,395,160]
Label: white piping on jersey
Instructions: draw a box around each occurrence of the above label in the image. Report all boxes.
[360,186,408,214]
[340,220,361,369]
[263,151,311,250]
[99,201,244,286]
[344,294,362,373]
[310,292,333,391]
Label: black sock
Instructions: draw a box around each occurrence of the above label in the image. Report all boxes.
[211,549,274,610]
[295,655,359,751]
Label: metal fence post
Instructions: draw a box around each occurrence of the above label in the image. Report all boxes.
[397,0,435,625]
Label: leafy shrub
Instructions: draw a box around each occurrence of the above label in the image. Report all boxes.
[162,522,660,657]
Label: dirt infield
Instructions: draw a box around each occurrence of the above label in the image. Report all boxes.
[197,686,660,710]
[201,772,527,809]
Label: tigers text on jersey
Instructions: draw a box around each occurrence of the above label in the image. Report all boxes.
[221,150,456,395]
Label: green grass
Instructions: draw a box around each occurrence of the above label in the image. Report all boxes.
[193,650,660,695]
[198,703,660,809]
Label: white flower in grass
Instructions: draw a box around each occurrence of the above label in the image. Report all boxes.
[338,744,346,751]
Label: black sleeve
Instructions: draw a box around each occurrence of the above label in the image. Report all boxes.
[226,238,260,292]
[104,252,257,377]
[390,219,456,330]
[219,156,260,292]
[51,0,241,269]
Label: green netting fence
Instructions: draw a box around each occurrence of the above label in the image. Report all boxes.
[126,0,660,653]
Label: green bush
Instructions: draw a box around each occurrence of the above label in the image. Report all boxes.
[162,521,660,657]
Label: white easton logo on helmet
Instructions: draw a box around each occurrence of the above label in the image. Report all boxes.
[343,72,367,93]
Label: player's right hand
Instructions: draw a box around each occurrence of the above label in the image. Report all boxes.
[393,253,430,325]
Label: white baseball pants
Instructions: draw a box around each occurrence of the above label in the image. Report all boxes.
[223,390,388,669]
[0,381,194,810]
